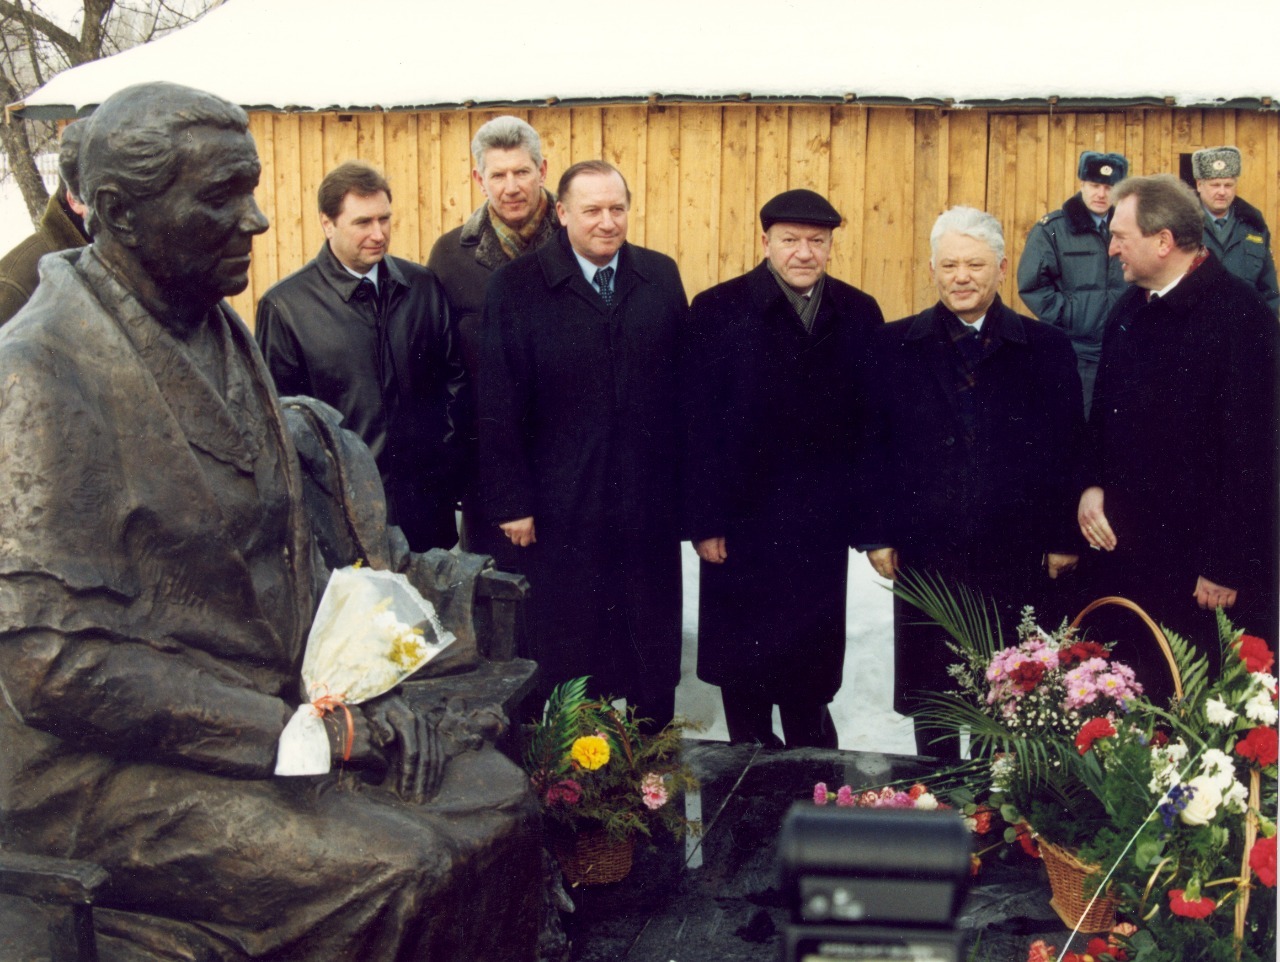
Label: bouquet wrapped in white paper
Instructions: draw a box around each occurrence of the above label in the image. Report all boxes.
[275,565,455,776]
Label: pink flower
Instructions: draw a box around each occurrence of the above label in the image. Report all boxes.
[1026,939,1056,962]
[835,785,855,807]
[545,778,582,806]
[641,772,669,810]
[858,791,879,806]
[890,792,914,808]
[813,782,828,805]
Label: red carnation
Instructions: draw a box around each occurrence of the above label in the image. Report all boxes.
[1249,835,1277,887]
[1150,729,1169,747]
[908,783,927,799]
[1075,717,1117,755]
[1237,635,1275,674]
[1009,660,1047,693]
[545,778,583,806]
[1235,726,1279,767]
[1168,889,1216,919]
[1059,640,1109,667]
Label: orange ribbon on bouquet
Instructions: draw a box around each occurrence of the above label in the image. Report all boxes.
[312,691,355,761]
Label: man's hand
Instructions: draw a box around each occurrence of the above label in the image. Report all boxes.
[336,695,441,803]
[1194,576,1238,611]
[867,547,899,581]
[1046,553,1079,579]
[695,537,727,564]
[1077,486,1117,551]
[500,516,536,547]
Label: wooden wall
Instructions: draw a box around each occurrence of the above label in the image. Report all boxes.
[231,104,1280,325]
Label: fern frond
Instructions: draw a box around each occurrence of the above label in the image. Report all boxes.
[891,569,1005,660]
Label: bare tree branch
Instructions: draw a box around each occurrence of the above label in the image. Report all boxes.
[1,0,222,227]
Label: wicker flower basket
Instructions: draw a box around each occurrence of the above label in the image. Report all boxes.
[551,829,635,886]
[1038,835,1120,933]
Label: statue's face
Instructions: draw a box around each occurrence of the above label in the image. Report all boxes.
[130,125,268,305]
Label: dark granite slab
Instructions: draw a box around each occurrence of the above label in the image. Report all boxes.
[561,740,1097,962]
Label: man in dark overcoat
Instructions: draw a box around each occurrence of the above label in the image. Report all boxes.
[427,115,559,564]
[857,206,1085,758]
[478,160,687,728]
[683,189,884,748]
[1080,174,1280,691]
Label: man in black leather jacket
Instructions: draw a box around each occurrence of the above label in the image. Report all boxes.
[256,161,466,550]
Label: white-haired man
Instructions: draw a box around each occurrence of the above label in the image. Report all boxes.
[857,206,1085,758]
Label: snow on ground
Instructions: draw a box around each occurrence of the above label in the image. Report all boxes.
[675,543,916,752]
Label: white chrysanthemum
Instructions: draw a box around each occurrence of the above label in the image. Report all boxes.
[1222,779,1249,814]
[1200,749,1236,789]
[1244,689,1280,725]
[1206,697,1238,726]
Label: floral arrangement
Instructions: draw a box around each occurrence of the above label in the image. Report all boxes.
[813,780,948,811]
[522,677,699,844]
[894,574,1277,961]
[1066,616,1277,961]
[912,592,1145,848]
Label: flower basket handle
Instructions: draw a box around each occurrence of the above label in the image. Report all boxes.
[1069,596,1184,701]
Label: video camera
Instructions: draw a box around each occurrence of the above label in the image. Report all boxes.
[778,803,973,962]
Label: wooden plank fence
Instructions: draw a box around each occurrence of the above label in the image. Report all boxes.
[230,104,1280,326]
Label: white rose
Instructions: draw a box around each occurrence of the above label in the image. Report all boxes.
[1179,775,1224,826]
[1244,689,1279,725]
[1205,697,1238,726]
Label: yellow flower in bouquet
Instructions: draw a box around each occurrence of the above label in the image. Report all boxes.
[571,735,611,770]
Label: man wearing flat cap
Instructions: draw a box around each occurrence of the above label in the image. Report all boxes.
[1018,151,1129,414]
[1192,145,1278,316]
[682,188,884,748]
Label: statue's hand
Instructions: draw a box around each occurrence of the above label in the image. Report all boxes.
[360,694,444,804]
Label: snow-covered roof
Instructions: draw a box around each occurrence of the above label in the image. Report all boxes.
[14,0,1280,118]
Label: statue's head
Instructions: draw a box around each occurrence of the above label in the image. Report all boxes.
[80,81,268,308]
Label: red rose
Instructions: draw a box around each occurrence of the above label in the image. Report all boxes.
[1249,835,1277,887]
[1009,660,1048,693]
[1237,635,1275,674]
[1168,889,1216,919]
[1235,726,1279,768]
[1075,717,1117,755]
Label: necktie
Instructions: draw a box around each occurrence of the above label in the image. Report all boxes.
[355,277,381,317]
[1214,217,1229,238]
[593,266,615,308]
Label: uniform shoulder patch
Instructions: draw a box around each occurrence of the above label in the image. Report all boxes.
[1246,233,1264,244]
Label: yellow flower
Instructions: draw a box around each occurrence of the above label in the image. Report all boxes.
[571,735,610,770]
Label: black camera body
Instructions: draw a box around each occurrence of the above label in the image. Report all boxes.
[778,803,973,962]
